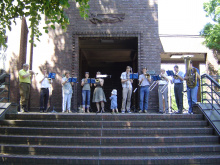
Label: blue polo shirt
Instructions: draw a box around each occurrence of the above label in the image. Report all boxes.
[172,71,185,84]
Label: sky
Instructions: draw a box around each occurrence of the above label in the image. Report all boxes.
[158,0,212,35]
[158,0,211,72]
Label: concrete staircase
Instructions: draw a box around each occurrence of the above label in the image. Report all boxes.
[0,113,220,164]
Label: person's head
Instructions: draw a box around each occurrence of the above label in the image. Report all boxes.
[42,68,47,75]
[64,71,70,78]
[23,64,29,71]
[111,89,117,95]
[85,72,89,78]
[174,65,179,72]
[126,66,131,73]
[96,71,101,76]
[142,67,147,74]
[161,68,165,74]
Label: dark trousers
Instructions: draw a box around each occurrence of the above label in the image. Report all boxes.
[40,88,49,111]
[174,83,183,112]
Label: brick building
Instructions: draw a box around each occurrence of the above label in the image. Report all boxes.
[2,0,213,112]
[3,0,162,112]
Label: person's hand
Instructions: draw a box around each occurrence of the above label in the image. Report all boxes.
[29,70,34,74]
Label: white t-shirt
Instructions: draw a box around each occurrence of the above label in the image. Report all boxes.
[120,72,132,89]
[40,75,51,88]
[158,73,168,85]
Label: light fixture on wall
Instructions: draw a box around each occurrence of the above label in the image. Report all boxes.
[170,55,182,58]
[170,54,194,58]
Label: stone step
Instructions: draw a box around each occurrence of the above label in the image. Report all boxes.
[1,144,220,156]
[0,154,220,165]
[2,113,220,164]
[0,135,218,146]
[5,113,204,121]
[0,120,208,128]
[0,127,213,136]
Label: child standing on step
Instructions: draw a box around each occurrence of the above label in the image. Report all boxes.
[110,89,118,114]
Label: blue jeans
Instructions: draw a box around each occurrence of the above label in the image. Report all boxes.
[139,86,150,111]
[82,90,90,108]
[187,86,198,113]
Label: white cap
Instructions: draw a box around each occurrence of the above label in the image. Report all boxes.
[111,89,117,95]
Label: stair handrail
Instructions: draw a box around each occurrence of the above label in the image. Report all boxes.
[201,73,220,115]
[201,74,220,88]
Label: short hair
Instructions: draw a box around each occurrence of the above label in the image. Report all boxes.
[23,64,29,67]
[142,67,147,70]
[64,71,70,76]
[174,65,178,69]
[96,71,101,74]
[85,72,89,74]
[126,66,131,69]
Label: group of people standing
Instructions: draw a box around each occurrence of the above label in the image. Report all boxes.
[169,61,200,114]
[81,71,106,113]
[18,61,200,114]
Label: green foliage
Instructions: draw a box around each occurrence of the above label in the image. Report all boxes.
[0,0,90,47]
[200,0,220,51]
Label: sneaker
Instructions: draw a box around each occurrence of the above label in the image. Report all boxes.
[139,110,143,113]
[144,110,147,113]
[121,111,125,114]
[127,110,131,113]
[24,109,29,113]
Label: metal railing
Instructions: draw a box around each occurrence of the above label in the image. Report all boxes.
[201,73,220,135]
[201,74,220,112]
[0,73,10,102]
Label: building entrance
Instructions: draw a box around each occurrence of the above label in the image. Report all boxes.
[79,37,138,112]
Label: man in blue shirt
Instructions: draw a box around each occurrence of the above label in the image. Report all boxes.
[184,61,200,114]
[172,65,185,114]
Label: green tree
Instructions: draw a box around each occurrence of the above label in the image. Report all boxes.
[0,0,90,47]
[200,0,220,51]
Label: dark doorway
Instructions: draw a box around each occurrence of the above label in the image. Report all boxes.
[79,37,138,112]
